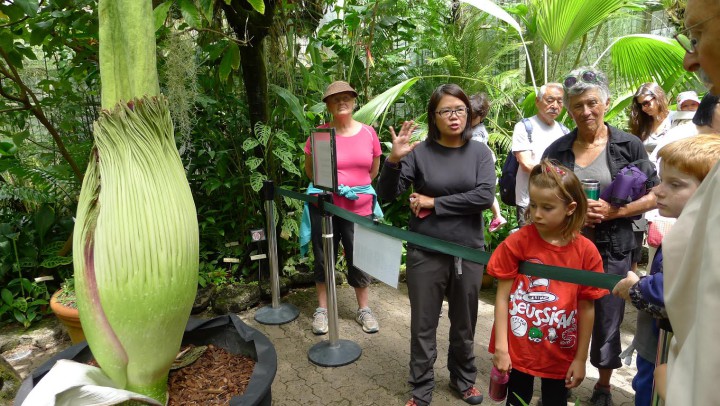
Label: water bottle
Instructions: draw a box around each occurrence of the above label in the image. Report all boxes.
[488,366,509,403]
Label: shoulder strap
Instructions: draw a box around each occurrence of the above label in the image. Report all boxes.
[521,118,533,143]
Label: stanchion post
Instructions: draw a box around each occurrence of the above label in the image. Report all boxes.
[254,180,299,325]
[308,192,361,367]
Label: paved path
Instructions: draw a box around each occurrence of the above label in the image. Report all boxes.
[238,281,640,406]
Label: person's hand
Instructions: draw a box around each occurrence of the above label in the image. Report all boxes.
[565,359,586,388]
[388,121,419,162]
[409,192,434,217]
[654,363,667,400]
[584,199,604,227]
[612,271,640,301]
[492,349,512,374]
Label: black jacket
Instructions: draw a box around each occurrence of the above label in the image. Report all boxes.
[543,124,659,254]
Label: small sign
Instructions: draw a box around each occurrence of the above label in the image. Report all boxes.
[223,258,240,263]
[250,228,266,242]
[310,128,338,192]
[250,254,267,261]
[353,224,402,289]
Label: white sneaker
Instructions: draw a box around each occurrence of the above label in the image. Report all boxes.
[312,308,328,335]
[356,307,379,333]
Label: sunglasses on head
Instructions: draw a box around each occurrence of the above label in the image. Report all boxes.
[563,71,600,89]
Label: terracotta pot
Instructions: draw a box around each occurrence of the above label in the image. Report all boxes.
[49,290,85,345]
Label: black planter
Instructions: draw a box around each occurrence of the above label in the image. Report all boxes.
[14,314,277,406]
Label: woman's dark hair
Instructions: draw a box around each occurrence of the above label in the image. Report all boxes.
[692,93,719,127]
[628,82,669,141]
[470,93,490,122]
[426,84,474,143]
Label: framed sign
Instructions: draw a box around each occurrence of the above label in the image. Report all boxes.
[310,128,338,192]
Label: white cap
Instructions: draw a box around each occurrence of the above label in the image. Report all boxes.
[677,91,700,106]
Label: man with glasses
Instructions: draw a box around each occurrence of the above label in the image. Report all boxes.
[659,0,720,403]
[511,83,568,225]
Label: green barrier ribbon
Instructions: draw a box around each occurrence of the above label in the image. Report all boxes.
[276,187,318,204]
[277,187,620,291]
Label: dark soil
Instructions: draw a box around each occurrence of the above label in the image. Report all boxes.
[167,344,255,405]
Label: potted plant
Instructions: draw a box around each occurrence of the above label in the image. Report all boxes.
[14,0,275,404]
[49,278,85,344]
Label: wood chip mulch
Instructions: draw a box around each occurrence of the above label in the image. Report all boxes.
[167,344,256,405]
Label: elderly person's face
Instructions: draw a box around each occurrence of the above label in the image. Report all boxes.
[536,86,563,124]
[567,88,610,134]
[683,0,720,92]
[325,92,356,117]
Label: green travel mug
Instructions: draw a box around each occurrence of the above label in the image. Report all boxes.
[581,179,600,200]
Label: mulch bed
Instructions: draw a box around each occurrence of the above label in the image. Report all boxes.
[168,344,256,405]
[87,344,256,405]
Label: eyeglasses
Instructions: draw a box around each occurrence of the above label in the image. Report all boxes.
[436,107,468,118]
[563,71,601,89]
[674,12,720,54]
[640,97,655,108]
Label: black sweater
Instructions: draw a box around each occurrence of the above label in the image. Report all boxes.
[376,139,496,250]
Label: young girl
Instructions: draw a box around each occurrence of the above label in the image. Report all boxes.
[488,159,608,405]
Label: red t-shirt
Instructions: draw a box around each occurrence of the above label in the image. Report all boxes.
[304,123,381,216]
[487,224,608,379]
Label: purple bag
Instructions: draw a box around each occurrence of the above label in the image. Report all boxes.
[600,162,652,207]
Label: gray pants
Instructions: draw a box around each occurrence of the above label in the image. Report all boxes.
[590,249,632,369]
[406,248,484,406]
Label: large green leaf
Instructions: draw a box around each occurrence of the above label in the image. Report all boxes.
[603,34,695,92]
[246,0,265,15]
[270,84,310,133]
[535,0,634,54]
[153,1,172,31]
[178,0,200,27]
[354,77,421,130]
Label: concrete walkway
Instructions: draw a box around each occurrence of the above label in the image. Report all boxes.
[238,281,640,406]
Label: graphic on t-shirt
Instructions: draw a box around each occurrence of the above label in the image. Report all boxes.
[508,270,577,349]
[528,326,543,342]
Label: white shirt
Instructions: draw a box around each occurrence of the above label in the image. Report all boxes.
[511,115,566,207]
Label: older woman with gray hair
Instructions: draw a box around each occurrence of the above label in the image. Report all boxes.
[542,67,659,406]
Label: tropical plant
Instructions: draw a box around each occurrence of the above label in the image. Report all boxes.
[30,0,200,403]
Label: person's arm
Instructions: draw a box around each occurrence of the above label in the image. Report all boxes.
[304,153,313,180]
[376,121,418,201]
[565,299,594,388]
[591,190,657,221]
[369,155,380,180]
[654,364,667,400]
[493,278,513,374]
[515,150,535,173]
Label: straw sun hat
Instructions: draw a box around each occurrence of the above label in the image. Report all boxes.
[322,81,358,102]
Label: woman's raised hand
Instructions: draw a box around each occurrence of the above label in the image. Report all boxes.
[388,121,419,162]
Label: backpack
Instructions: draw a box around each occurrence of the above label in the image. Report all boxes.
[498,119,569,206]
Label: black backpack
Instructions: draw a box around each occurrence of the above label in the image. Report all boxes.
[498,119,569,206]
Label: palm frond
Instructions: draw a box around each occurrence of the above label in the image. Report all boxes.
[604,34,697,92]
[535,0,636,54]
[354,77,421,130]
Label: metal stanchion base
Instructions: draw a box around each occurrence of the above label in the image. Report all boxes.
[254,303,300,325]
[308,339,362,367]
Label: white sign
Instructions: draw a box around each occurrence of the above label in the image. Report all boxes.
[353,224,402,289]
[310,129,337,191]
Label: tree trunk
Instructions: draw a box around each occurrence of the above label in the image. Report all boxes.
[221,0,277,129]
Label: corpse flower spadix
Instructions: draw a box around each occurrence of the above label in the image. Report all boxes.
[72,0,199,403]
